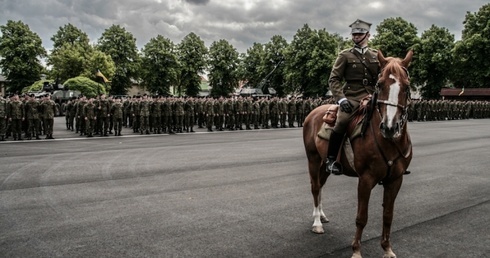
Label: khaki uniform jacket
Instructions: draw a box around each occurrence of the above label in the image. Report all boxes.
[329,48,380,102]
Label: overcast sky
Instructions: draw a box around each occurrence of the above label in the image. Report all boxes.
[0,0,487,53]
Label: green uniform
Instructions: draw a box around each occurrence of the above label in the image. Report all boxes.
[25,98,41,139]
[329,48,380,133]
[0,98,8,140]
[9,99,24,140]
[84,101,97,137]
[111,101,124,136]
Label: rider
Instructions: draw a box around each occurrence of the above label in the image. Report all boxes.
[326,19,380,175]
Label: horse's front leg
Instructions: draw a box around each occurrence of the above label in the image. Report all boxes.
[352,176,376,258]
[310,159,329,234]
[380,175,403,258]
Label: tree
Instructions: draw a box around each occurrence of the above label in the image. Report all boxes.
[263,35,288,96]
[64,76,106,98]
[285,24,338,97]
[0,20,46,93]
[240,42,267,89]
[412,25,454,99]
[97,25,140,95]
[451,3,490,88]
[177,32,208,96]
[371,17,420,58]
[208,39,240,97]
[140,35,179,96]
[47,23,115,85]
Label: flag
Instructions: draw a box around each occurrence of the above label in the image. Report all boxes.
[458,87,464,96]
[96,70,110,83]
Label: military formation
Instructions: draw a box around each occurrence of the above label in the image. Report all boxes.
[1,93,490,142]
[0,93,57,141]
[408,99,490,122]
[62,94,334,137]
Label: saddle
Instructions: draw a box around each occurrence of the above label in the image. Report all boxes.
[317,95,374,173]
[317,94,374,141]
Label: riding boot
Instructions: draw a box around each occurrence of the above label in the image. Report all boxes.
[326,130,344,175]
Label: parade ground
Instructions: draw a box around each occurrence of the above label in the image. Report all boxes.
[1,118,489,257]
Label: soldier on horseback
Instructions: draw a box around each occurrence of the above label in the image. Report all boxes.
[326,19,380,175]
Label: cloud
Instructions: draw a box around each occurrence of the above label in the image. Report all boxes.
[0,0,488,54]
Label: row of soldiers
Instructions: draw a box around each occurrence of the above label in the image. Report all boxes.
[3,93,490,141]
[63,94,335,137]
[0,93,57,141]
[408,99,490,122]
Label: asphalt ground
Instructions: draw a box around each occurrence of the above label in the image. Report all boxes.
[0,118,489,258]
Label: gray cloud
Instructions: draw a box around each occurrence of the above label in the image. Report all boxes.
[0,0,487,54]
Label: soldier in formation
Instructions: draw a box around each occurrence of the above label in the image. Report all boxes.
[3,92,490,142]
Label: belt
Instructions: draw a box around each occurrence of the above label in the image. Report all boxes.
[347,79,375,86]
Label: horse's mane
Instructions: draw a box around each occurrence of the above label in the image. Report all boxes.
[379,57,410,86]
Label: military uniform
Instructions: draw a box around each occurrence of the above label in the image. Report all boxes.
[96,95,111,136]
[139,95,151,134]
[111,98,124,136]
[151,97,162,133]
[184,97,195,132]
[8,95,24,140]
[326,19,379,175]
[76,97,87,135]
[0,96,8,141]
[84,99,97,137]
[41,96,57,139]
[25,96,41,140]
[204,98,215,131]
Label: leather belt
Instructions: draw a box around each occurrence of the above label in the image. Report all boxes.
[347,79,374,86]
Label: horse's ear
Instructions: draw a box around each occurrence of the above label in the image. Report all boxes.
[402,50,414,68]
[377,50,387,68]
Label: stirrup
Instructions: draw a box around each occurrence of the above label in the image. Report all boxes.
[326,159,342,175]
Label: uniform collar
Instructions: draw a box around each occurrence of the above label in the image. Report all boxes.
[354,46,369,55]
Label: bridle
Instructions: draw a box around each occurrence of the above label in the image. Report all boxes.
[375,66,411,130]
[371,65,412,184]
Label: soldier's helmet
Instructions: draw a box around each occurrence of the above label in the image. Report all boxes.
[350,19,371,34]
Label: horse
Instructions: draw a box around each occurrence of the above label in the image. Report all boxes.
[302,50,413,258]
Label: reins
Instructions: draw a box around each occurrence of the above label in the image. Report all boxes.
[370,65,412,184]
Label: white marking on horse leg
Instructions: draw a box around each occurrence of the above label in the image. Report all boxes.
[386,75,400,128]
[312,206,324,233]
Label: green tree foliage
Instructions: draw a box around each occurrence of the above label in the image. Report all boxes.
[208,39,240,97]
[177,32,208,96]
[241,42,267,89]
[97,25,140,95]
[0,20,46,93]
[64,76,105,98]
[140,35,179,96]
[48,42,88,83]
[371,17,420,58]
[412,25,455,99]
[285,24,338,97]
[47,23,115,86]
[451,3,490,88]
[263,35,288,96]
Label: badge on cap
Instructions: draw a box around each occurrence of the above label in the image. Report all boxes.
[350,19,371,34]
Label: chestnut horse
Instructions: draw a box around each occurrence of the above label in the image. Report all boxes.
[303,50,413,258]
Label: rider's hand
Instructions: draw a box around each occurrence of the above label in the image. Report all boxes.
[339,99,353,113]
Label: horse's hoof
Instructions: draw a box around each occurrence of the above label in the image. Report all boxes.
[321,216,329,223]
[351,253,362,258]
[383,251,396,258]
[311,226,324,234]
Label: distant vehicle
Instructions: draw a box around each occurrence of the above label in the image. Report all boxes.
[237,87,271,98]
[29,82,81,116]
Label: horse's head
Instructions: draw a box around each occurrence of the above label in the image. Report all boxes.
[376,50,413,139]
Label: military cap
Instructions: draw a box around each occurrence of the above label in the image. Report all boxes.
[350,19,371,34]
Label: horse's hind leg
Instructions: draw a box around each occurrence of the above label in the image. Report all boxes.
[309,156,329,234]
[380,176,403,258]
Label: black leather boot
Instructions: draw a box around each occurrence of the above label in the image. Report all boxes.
[326,130,344,175]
